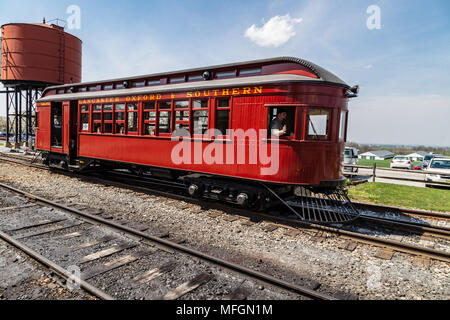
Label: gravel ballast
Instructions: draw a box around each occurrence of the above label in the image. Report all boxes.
[0,161,448,300]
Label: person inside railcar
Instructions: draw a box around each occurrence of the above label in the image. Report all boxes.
[270,109,288,137]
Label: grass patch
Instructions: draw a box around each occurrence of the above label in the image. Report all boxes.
[348,182,450,212]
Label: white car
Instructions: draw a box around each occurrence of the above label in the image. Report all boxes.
[343,147,359,173]
[425,158,450,187]
[390,156,413,170]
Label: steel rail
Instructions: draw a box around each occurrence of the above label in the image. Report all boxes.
[0,181,335,300]
[0,229,114,300]
[1,153,450,263]
[353,201,450,220]
[358,215,450,237]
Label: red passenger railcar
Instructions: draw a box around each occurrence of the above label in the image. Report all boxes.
[36,57,359,221]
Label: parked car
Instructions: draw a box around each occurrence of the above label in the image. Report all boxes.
[390,156,413,170]
[425,158,450,187]
[413,164,423,170]
[421,154,445,168]
[343,147,359,173]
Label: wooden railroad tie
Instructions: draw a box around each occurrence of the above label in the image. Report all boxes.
[375,247,395,260]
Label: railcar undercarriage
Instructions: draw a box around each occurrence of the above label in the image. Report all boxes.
[39,152,360,224]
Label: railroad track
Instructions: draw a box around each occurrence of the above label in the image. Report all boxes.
[1,152,450,265]
[0,180,337,300]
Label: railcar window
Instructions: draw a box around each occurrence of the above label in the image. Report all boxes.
[79,87,87,92]
[159,111,172,134]
[193,99,209,135]
[216,71,235,78]
[133,81,146,88]
[239,68,261,76]
[175,101,189,109]
[81,114,89,131]
[127,103,138,133]
[114,103,126,134]
[174,100,190,135]
[115,123,125,134]
[144,102,156,110]
[80,105,90,132]
[145,124,156,135]
[268,107,295,138]
[193,99,208,109]
[175,110,189,121]
[143,102,156,136]
[159,101,172,109]
[93,123,102,133]
[170,76,185,83]
[115,83,125,89]
[339,111,347,141]
[216,98,231,136]
[188,75,203,81]
[194,110,209,135]
[218,99,230,108]
[104,123,113,134]
[103,104,113,134]
[307,109,330,140]
[147,80,160,86]
[103,84,113,90]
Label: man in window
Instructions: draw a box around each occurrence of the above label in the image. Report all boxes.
[270,109,288,137]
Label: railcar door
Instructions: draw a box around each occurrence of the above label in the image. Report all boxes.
[50,102,63,149]
[69,100,78,161]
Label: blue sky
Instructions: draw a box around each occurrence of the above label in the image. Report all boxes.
[1,0,449,146]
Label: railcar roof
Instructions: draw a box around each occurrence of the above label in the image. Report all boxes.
[39,56,350,101]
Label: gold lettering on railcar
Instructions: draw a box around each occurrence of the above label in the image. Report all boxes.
[77,86,264,105]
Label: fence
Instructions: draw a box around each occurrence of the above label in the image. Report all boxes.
[343,163,450,187]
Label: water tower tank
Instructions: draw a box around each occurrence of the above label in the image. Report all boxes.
[1,23,82,85]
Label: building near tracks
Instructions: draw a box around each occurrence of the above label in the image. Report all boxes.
[358,150,394,160]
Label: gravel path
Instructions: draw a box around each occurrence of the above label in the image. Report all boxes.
[0,162,448,300]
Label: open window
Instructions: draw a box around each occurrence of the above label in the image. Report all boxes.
[267,106,295,138]
[307,108,330,140]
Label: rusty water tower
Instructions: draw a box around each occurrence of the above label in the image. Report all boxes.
[0,21,82,148]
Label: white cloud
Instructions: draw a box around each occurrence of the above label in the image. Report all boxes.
[244,14,302,47]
